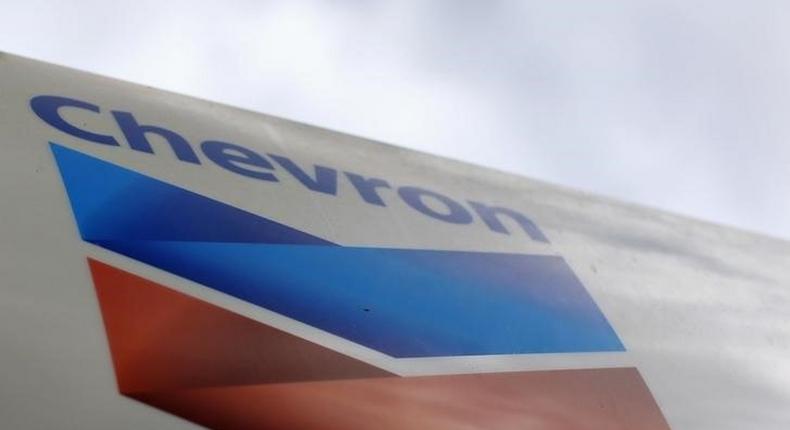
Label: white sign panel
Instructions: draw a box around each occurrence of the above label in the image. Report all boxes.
[1,52,789,429]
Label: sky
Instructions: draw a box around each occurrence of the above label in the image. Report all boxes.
[2,0,789,239]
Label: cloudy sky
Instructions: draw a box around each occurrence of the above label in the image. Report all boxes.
[2,0,789,239]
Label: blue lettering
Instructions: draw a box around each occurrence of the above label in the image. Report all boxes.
[269,154,337,195]
[345,173,390,206]
[112,111,200,164]
[31,95,549,241]
[201,141,277,182]
[469,201,548,242]
[398,186,473,224]
[30,95,119,146]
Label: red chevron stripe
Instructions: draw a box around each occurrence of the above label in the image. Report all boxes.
[88,258,670,430]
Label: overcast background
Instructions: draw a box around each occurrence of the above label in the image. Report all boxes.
[2,0,788,239]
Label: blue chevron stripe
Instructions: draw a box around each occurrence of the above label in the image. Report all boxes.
[51,143,624,357]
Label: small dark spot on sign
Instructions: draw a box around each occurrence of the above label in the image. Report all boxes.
[363,308,370,312]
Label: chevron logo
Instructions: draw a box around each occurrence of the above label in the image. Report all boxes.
[50,143,670,429]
